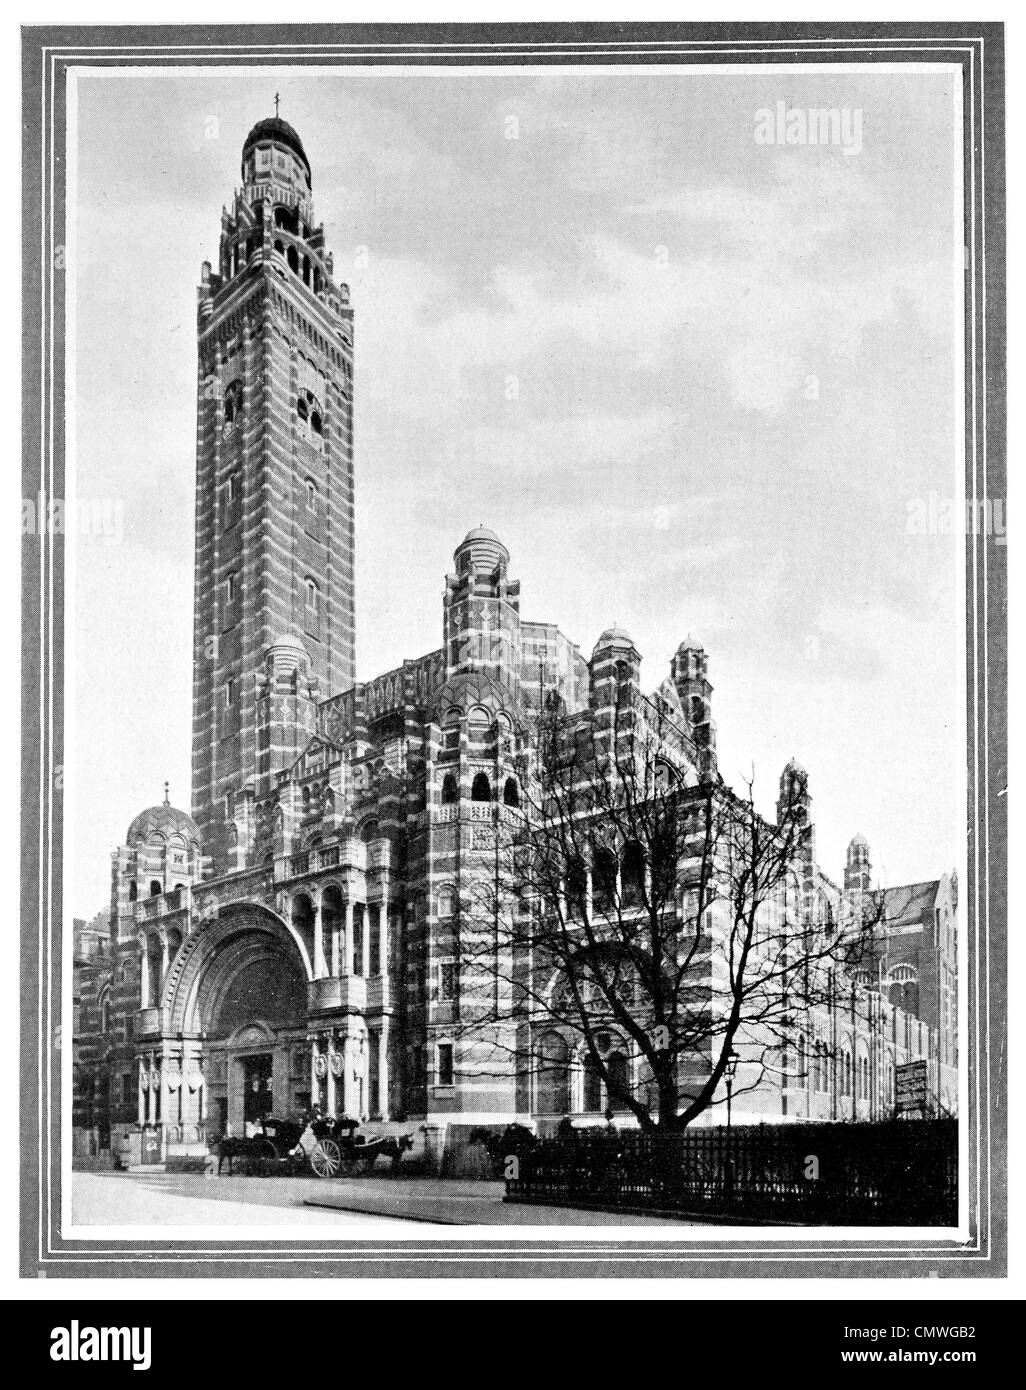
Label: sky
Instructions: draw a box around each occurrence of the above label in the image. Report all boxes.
[69,64,965,916]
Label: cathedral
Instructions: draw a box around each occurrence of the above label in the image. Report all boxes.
[72,117,958,1167]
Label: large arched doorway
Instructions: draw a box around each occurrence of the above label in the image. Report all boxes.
[168,904,312,1137]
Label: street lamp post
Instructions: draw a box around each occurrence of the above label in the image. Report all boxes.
[724,1046,739,1201]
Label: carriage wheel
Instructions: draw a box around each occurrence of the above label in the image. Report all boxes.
[311,1138,343,1179]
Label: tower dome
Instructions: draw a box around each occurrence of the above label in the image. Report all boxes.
[241,116,312,182]
[126,793,201,849]
[594,625,635,650]
[454,526,509,574]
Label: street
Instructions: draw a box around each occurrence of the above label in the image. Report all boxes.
[71,1170,698,1228]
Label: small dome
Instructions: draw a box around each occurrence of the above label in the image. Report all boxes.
[126,799,200,849]
[849,831,870,851]
[454,526,509,573]
[462,525,501,545]
[784,755,807,775]
[241,117,311,181]
[432,669,520,725]
[595,625,634,650]
[679,633,703,651]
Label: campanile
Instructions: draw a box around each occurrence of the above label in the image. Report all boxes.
[191,115,355,870]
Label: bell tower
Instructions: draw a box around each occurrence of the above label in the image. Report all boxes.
[191,114,356,872]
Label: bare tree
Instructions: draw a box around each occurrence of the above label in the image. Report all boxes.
[449,678,882,1131]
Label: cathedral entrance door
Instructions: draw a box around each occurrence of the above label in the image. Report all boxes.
[242,1053,273,1130]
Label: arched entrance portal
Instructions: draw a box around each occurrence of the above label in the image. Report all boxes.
[168,904,312,1137]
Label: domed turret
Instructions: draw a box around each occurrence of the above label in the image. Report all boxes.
[845,833,872,893]
[595,625,635,651]
[453,526,510,576]
[444,528,521,693]
[115,788,203,913]
[126,792,200,850]
[241,116,312,183]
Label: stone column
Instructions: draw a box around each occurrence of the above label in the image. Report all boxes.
[337,1035,349,1116]
[180,1051,196,1132]
[377,1022,390,1121]
[330,906,340,977]
[157,1057,168,1130]
[358,1032,368,1119]
[159,929,169,987]
[361,905,370,979]
[313,899,327,979]
[138,935,149,1009]
[311,1036,321,1110]
[326,1034,337,1118]
[342,901,353,977]
[569,1047,584,1115]
[137,1057,146,1126]
[379,893,389,978]
[146,1054,156,1124]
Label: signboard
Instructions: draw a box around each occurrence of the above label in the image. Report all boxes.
[895,1060,929,1115]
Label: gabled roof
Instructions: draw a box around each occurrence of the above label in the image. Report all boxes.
[881,879,940,931]
[281,733,344,780]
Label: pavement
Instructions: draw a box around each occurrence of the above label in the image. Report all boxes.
[72,1170,698,1228]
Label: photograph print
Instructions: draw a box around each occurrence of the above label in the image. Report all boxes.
[22,22,1005,1279]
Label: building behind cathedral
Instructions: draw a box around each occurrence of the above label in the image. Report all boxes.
[72,117,958,1166]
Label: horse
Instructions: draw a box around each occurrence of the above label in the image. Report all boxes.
[354,1132,416,1174]
[213,1135,257,1176]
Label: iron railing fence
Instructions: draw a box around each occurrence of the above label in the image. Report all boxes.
[505,1119,957,1224]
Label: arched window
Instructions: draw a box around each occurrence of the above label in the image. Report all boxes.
[607,1050,630,1111]
[583,1055,603,1113]
[305,578,319,618]
[843,1050,852,1096]
[797,1035,807,1087]
[536,1033,570,1115]
[471,772,491,803]
[290,893,316,966]
[223,378,243,430]
[441,774,458,805]
[690,695,705,724]
[287,245,299,274]
[310,411,323,436]
[146,935,161,1007]
[502,777,519,807]
[99,991,111,1035]
[621,842,645,908]
[565,858,588,921]
[306,479,317,511]
[128,882,137,902]
[592,847,617,914]
[149,881,161,898]
[297,395,309,422]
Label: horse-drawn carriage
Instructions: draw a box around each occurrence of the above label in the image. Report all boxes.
[214,1110,415,1178]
